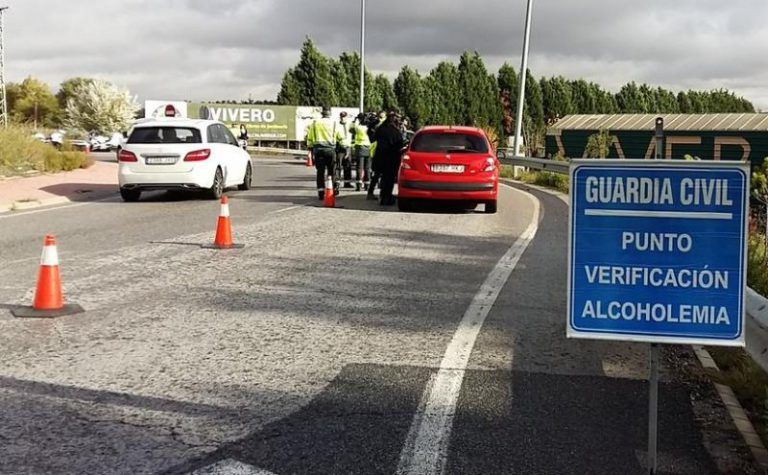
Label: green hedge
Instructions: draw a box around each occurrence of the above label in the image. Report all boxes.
[0,126,89,176]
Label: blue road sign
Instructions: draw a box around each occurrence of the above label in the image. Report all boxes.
[568,160,749,346]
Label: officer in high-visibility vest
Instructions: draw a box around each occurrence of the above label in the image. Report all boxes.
[306,107,343,200]
[350,113,372,192]
[336,112,354,189]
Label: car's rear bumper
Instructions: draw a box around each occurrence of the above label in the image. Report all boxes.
[400,180,495,192]
[118,165,214,190]
[398,175,498,201]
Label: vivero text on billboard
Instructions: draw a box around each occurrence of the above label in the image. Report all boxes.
[568,160,749,346]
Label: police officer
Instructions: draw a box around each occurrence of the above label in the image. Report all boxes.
[336,112,354,189]
[374,112,404,206]
[350,113,372,192]
[306,107,343,200]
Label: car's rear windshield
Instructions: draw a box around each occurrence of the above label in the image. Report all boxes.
[410,132,488,153]
[128,127,202,144]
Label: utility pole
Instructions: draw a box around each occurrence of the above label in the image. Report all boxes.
[359,0,366,114]
[0,6,9,128]
[512,0,534,157]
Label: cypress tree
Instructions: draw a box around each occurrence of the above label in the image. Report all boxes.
[424,61,461,125]
[394,66,425,128]
[376,75,399,112]
[457,52,499,127]
[276,69,301,105]
[293,38,337,107]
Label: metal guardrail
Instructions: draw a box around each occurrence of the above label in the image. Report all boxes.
[504,155,768,371]
[497,152,570,175]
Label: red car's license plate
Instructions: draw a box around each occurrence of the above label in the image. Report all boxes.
[431,164,464,173]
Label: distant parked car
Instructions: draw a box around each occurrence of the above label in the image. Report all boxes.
[397,126,499,214]
[117,118,253,202]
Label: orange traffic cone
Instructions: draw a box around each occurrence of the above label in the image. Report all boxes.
[306,150,314,167]
[12,235,83,318]
[203,196,245,249]
[323,176,336,208]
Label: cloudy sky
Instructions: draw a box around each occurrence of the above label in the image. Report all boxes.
[4,0,767,110]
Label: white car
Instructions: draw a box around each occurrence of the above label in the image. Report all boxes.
[118,118,253,202]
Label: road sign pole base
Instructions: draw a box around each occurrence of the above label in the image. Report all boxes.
[11,304,84,319]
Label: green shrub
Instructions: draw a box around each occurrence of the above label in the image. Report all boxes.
[0,126,46,175]
[42,149,87,173]
[518,170,570,194]
[0,125,87,175]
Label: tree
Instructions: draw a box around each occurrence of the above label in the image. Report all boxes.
[654,87,679,113]
[423,61,460,125]
[276,69,301,105]
[571,79,597,114]
[541,76,573,124]
[11,77,60,128]
[585,128,617,158]
[293,38,337,107]
[5,82,20,115]
[616,82,648,113]
[523,69,544,126]
[338,52,362,108]
[64,79,137,133]
[394,66,425,128]
[457,52,499,129]
[497,63,518,137]
[375,75,398,112]
[330,59,353,107]
[57,77,95,109]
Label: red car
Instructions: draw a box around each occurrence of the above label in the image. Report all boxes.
[397,126,499,213]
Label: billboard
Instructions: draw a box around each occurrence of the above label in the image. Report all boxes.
[187,104,360,142]
[188,103,299,141]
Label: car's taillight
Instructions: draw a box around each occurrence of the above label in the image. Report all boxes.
[118,150,137,162]
[184,149,211,162]
[483,157,497,172]
[401,154,411,170]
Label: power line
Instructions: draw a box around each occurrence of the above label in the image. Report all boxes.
[0,6,8,128]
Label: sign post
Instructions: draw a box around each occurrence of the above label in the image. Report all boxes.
[568,159,749,473]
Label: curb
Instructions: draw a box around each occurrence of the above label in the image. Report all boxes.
[693,346,768,470]
[1,196,72,213]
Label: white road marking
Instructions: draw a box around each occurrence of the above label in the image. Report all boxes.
[396,186,541,475]
[0,196,117,220]
[268,205,303,214]
[190,459,279,475]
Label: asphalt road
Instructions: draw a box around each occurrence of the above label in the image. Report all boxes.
[0,157,758,474]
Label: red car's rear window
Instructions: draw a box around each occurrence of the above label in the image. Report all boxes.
[411,132,488,154]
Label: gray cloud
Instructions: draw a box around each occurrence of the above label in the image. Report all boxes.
[4,0,767,109]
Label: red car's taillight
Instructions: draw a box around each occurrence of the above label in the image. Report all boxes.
[483,157,497,172]
[118,150,137,162]
[184,149,211,162]
[401,154,412,170]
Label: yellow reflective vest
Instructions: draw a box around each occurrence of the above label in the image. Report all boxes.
[350,122,371,147]
[306,118,342,149]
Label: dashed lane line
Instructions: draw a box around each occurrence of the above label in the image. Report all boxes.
[395,185,541,475]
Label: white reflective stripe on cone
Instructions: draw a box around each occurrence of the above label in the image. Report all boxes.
[40,245,59,266]
[220,204,230,217]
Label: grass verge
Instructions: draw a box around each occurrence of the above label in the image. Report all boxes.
[500,165,569,194]
[0,126,89,177]
[709,233,768,449]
